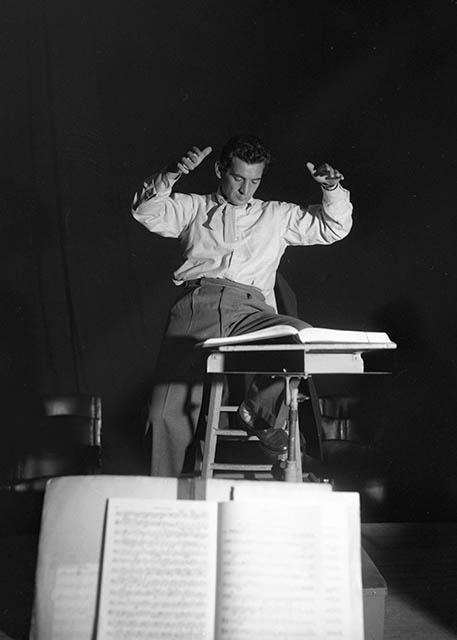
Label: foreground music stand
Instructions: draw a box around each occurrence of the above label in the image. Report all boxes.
[200,340,396,481]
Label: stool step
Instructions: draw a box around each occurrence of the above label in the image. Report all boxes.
[210,463,273,472]
[213,429,254,437]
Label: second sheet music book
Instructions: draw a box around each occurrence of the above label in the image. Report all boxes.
[95,492,364,640]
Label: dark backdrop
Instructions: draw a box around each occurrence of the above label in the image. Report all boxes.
[1,0,456,519]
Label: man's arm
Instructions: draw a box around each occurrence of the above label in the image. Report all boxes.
[133,146,212,207]
[284,161,353,245]
[131,146,212,237]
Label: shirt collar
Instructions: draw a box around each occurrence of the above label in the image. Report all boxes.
[214,189,254,209]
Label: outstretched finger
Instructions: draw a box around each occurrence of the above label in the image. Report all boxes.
[188,145,212,166]
[200,146,213,159]
[306,161,316,175]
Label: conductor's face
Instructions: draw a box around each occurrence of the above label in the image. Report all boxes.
[216,157,265,206]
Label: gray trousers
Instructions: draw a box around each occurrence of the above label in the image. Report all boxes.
[148,277,309,476]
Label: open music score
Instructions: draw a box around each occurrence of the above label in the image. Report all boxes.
[96,493,364,640]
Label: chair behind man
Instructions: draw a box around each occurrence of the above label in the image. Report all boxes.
[12,394,102,492]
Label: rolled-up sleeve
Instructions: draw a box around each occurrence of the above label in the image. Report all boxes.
[283,185,353,246]
[131,172,197,238]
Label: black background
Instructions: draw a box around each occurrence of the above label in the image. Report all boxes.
[1,0,456,519]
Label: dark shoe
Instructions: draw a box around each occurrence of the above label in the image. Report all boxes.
[236,410,288,455]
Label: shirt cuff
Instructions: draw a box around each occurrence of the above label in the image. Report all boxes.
[141,171,179,199]
[321,183,347,202]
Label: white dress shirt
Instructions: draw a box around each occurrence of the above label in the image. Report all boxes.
[132,172,353,309]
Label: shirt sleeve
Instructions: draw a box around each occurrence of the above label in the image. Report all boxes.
[131,171,197,238]
[283,185,353,246]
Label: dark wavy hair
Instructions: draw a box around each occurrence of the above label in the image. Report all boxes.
[219,134,272,172]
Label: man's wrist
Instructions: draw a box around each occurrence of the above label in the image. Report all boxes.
[140,177,156,202]
[165,161,183,180]
[321,182,339,191]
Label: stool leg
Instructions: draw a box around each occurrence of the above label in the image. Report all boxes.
[294,402,303,480]
[201,374,224,479]
[284,377,303,483]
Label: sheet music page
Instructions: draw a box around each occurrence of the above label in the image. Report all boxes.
[215,494,363,640]
[50,563,99,640]
[297,327,391,344]
[96,498,218,640]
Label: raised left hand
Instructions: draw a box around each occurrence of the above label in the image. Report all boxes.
[306,162,344,189]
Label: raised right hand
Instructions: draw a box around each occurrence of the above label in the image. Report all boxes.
[170,145,213,175]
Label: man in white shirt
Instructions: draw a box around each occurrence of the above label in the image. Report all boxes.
[133,135,352,476]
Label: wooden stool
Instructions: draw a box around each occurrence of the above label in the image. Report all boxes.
[199,352,331,482]
[200,372,273,479]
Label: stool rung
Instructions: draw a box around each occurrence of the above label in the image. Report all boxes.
[210,463,273,472]
[212,429,253,437]
[220,405,238,412]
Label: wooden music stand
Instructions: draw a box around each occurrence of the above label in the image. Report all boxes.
[201,340,396,481]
